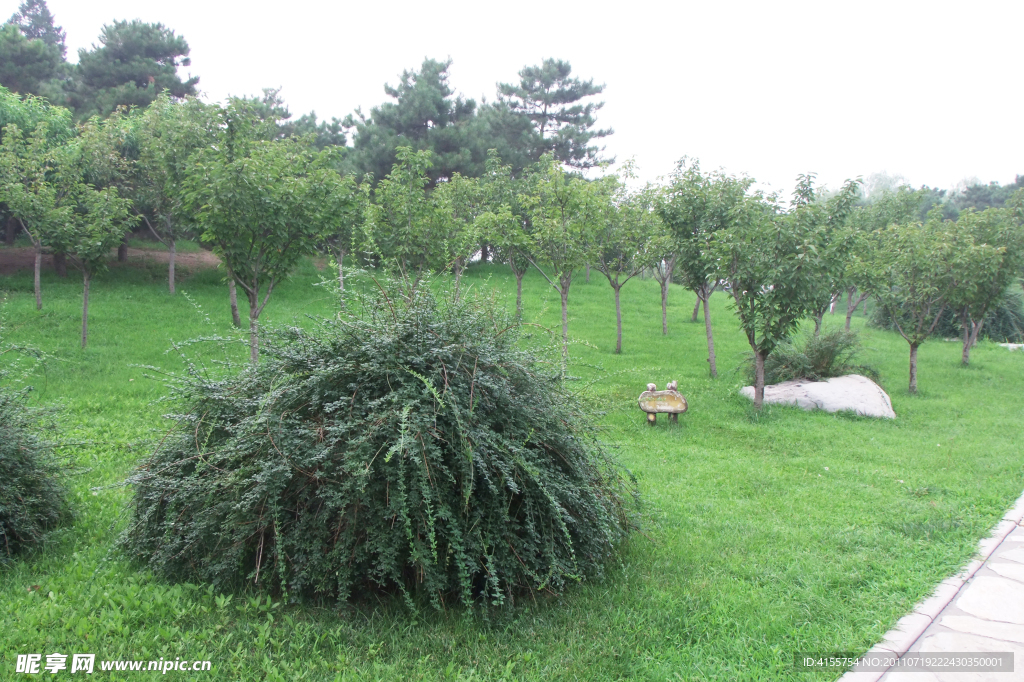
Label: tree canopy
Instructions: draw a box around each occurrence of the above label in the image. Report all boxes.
[498,58,612,170]
[0,1,66,100]
[68,20,199,120]
[344,59,482,184]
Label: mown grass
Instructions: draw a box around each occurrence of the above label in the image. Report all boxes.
[1,255,1022,681]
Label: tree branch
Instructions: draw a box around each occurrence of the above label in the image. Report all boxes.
[138,212,166,246]
[524,252,563,295]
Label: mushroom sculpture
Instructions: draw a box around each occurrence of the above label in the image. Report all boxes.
[638,381,688,425]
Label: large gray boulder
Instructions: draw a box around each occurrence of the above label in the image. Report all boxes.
[740,374,895,418]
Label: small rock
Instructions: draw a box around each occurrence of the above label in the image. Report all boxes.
[740,374,896,419]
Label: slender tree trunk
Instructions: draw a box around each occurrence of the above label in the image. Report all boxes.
[33,242,42,310]
[248,294,259,364]
[229,279,241,327]
[480,244,488,264]
[661,278,669,335]
[560,287,569,345]
[691,296,701,322]
[845,291,868,331]
[53,251,67,278]
[909,343,919,394]
[168,238,176,294]
[753,348,765,408]
[560,285,569,370]
[454,265,463,301]
[814,310,824,336]
[585,264,590,283]
[5,216,16,245]
[515,271,524,320]
[961,311,971,365]
[117,233,129,262]
[614,284,622,354]
[337,250,346,293]
[966,318,985,359]
[971,320,984,347]
[81,269,90,349]
[704,289,717,378]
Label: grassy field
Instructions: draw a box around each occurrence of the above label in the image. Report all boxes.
[1,253,1022,681]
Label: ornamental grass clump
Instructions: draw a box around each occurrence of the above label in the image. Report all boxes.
[747,328,878,385]
[119,284,639,608]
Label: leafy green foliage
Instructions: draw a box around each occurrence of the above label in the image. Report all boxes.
[119,284,638,609]
[183,99,351,361]
[476,151,535,317]
[524,155,608,356]
[592,175,667,354]
[363,146,438,285]
[798,175,862,330]
[0,84,71,144]
[747,329,878,385]
[0,312,68,563]
[713,177,842,405]
[953,176,1024,214]
[851,212,963,392]
[430,171,485,294]
[0,385,67,563]
[870,282,1024,343]
[943,202,1024,362]
[659,158,752,375]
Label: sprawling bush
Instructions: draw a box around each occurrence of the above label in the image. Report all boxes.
[119,285,639,608]
[0,384,68,564]
[747,329,878,385]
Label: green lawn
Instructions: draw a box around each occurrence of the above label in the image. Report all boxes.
[1,256,1022,681]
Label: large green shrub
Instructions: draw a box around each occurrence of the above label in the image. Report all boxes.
[119,285,639,608]
[747,329,878,385]
[0,385,68,564]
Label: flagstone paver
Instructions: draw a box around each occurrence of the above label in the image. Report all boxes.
[955,577,1024,625]
[939,617,1024,645]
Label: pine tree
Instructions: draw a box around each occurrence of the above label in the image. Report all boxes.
[344,59,482,184]
[0,1,67,100]
[498,59,612,169]
[8,0,65,56]
[68,20,198,120]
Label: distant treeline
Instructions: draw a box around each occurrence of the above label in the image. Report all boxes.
[0,1,612,183]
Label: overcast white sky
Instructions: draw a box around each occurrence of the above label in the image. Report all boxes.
[15,0,1023,192]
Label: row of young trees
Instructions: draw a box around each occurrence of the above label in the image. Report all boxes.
[3,84,1022,400]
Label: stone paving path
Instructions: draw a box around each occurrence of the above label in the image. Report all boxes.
[842,493,1024,682]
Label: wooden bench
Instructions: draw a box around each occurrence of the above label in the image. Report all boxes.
[638,381,687,425]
